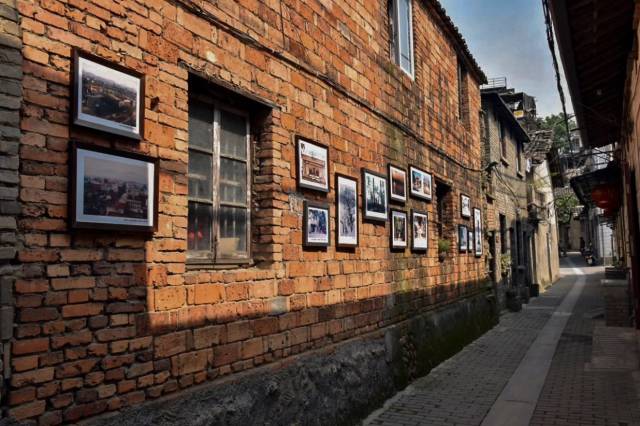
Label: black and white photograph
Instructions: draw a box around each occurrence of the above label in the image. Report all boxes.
[362,169,388,221]
[474,207,483,256]
[467,227,473,254]
[390,209,408,249]
[458,224,468,252]
[460,194,471,218]
[296,137,329,192]
[388,164,407,203]
[303,201,330,247]
[72,49,144,139]
[336,174,358,247]
[70,142,157,232]
[411,210,429,251]
[409,166,432,201]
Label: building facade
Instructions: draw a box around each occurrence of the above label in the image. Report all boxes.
[481,91,530,309]
[0,0,497,423]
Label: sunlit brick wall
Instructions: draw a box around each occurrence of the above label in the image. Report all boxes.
[6,0,488,422]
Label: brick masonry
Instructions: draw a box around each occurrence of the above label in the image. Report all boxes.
[481,95,528,308]
[0,0,23,411]
[3,0,492,423]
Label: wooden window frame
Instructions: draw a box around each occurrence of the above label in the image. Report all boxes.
[390,0,415,78]
[187,97,252,267]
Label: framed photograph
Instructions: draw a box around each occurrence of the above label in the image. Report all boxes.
[409,166,432,201]
[362,169,388,222]
[411,209,429,251]
[303,201,330,247]
[390,209,408,250]
[474,208,483,257]
[336,174,358,248]
[388,164,407,203]
[296,136,329,192]
[70,141,158,232]
[72,49,144,140]
[460,194,471,218]
[458,225,468,252]
[467,227,473,253]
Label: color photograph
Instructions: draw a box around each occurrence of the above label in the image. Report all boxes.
[71,143,157,232]
[389,164,407,203]
[297,137,329,192]
[390,209,408,249]
[411,210,429,251]
[410,166,432,200]
[336,174,358,247]
[304,201,330,247]
[73,50,143,139]
[362,169,388,221]
[458,224,468,252]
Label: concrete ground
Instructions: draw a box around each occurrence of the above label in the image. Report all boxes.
[363,254,640,426]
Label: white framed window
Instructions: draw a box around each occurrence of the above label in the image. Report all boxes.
[389,0,414,78]
[187,96,251,264]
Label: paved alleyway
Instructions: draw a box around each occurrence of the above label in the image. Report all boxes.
[363,255,640,426]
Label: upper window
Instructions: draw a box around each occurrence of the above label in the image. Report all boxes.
[457,60,467,120]
[499,121,507,158]
[389,0,414,77]
[516,141,523,174]
[188,97,251,264]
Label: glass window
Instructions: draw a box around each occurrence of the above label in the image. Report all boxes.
[390,0,414,77]
[188,98,251,263]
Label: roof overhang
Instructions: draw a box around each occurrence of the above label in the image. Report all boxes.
[481,91,530,142]
[548,0,635,149]
[569,162,622,207]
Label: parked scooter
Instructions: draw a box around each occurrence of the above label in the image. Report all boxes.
[583,248,596,266]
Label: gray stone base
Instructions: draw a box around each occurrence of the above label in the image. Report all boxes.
[87,290,497,426]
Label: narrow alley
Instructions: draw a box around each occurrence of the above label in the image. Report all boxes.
[364,254,640,426]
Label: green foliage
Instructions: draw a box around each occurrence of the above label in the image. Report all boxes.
[538,113,576,152]
[555,192,579,224]
[437,239,451,254]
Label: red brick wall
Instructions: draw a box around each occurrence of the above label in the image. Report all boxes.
[8,0,487,422]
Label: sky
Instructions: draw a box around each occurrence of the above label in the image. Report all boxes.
[441,0,573,118]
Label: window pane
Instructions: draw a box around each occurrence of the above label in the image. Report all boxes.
[188,202,213,252]
[189,101,213,150]
[218,206,248,257]
[188,150,213,199]
[398,0,412,73]
[220,110,247,159]
[220,158,247,205]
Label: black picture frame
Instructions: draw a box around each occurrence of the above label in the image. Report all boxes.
[303,201,330,247]
[71,48,145,140]
[388,163,407,204]
[474,207,483,257]
[458,224,468,252]
[336,174,358,248]
[69,141,158,233]
[296,136,329,193]
[390,209,408,250]
[362,169,388,222]
[409,165,432,201]
[411,209,429,252]
[460,193,471,218]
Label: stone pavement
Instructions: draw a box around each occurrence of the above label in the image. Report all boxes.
[363,255,640,426]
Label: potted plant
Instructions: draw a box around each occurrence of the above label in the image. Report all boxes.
[437,239,450,262]
[500,253,511,277]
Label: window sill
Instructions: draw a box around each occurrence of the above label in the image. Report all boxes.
[500,157,510,167]
[186,258,253,271]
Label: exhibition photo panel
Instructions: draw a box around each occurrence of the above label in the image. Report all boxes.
[72,49,144,139]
